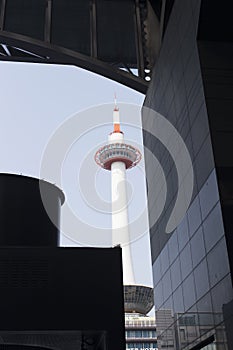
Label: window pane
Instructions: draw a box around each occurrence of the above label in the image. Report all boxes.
[4,0,46,40]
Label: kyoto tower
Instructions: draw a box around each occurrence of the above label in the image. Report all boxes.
[95,100,154,315]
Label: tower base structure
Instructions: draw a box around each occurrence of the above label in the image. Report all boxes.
[124,285,157,350]
[124,285,154,315]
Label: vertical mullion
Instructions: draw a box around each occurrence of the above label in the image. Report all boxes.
[160,0,166,40]
[134,0,145,79]
[44,0,52,43]
[90,0,97,58]
[0,0,6,31]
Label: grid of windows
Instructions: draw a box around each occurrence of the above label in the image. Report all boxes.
[126,330,157,338]
[142,0,233,349]
[152,169,230,309]
[125,315,157,350]
[125,319,156,327]
[126,342,158,349]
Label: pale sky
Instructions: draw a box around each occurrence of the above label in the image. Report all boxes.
[0,61,153,287]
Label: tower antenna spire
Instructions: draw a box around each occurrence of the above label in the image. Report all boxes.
[113,93,120,133]
[114,92,118,111]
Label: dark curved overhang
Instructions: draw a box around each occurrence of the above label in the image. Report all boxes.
[0,30,148,94]
[0,0,175,93]
[0,0,169,94]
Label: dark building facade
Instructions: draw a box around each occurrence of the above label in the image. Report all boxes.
[142,0,233,349]
[0,174,125,350]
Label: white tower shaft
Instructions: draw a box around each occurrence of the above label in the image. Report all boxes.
[111,161,135,285]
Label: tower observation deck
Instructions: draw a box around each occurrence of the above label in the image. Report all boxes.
[95,100,153,315]
[95,142,141,171]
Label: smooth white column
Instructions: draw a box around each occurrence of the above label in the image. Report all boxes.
[111,161,135,285]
